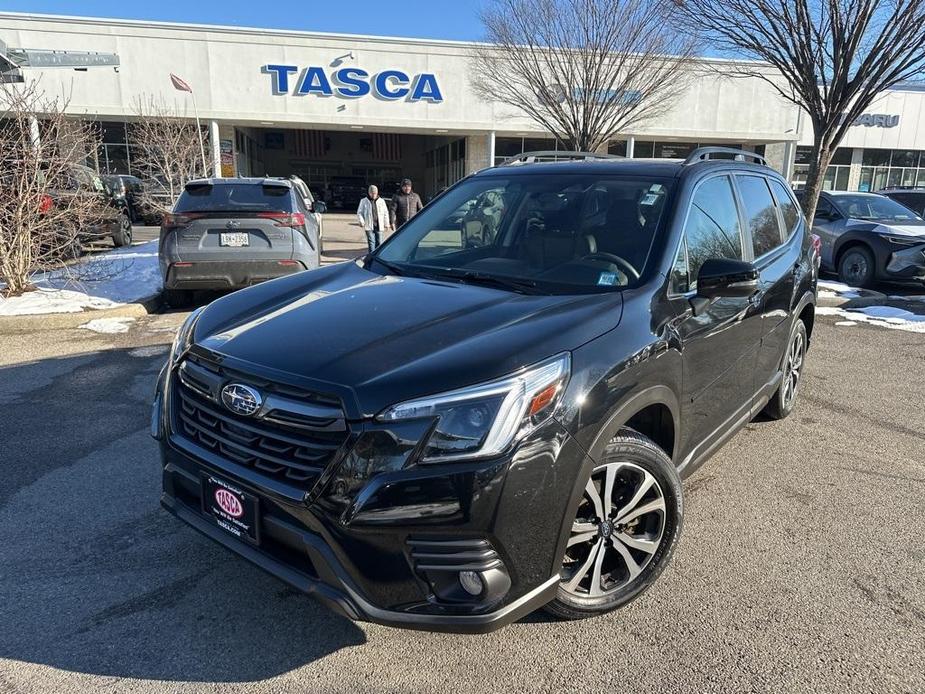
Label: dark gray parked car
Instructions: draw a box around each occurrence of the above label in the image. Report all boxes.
[879,186,925,217]
[159,178,326,306]
[803,190,925,287]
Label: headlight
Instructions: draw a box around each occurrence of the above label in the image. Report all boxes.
[883,235,924,247]
[169,307,203,364]
[378,353,570,463]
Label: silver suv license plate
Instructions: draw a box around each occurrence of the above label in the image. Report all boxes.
[220,232,249,247]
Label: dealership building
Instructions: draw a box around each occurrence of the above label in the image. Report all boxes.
[5,12,925,201]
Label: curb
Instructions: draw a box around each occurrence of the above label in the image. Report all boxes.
[0,291,163,333]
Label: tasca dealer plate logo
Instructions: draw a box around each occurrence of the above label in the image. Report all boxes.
[214,488,244,518]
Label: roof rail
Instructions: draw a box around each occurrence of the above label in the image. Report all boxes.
[499,150,623,166]
[683,147,767,166]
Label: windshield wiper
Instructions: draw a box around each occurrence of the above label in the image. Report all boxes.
[424,268,539,294]
[370,256,411,277]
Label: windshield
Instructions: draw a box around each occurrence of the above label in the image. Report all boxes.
[374,173,673,294]
[831,194,922,222]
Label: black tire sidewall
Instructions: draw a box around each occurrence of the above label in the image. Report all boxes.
[549,430,683,617]
[838,246,875,288]
[771,319,808,419]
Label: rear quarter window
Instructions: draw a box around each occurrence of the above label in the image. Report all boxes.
[175,183,293,212]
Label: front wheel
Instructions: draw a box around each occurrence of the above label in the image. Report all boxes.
[544,429,682,621]
[837,245,875,288]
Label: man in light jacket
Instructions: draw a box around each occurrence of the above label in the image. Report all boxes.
[357,185,391,252]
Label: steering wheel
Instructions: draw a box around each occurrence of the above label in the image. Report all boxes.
[581,252,640,281]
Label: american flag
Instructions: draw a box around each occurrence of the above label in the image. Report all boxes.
[373,133,401,161]
[169,73,193,93]
[293,130,326,158]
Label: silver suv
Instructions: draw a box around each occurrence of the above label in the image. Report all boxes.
[159,178,326,306]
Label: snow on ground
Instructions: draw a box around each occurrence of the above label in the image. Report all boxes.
[0,241,161,316]
[79,317,137,334]
[817,279,862,300]
[818,305,925,333]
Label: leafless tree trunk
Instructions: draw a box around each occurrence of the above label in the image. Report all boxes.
[470,0,696,153]
[0,81,110,296]
[128,95,211,217]
[671,0,925,223]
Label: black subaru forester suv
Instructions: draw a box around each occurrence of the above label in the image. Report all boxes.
[154,148,817,632]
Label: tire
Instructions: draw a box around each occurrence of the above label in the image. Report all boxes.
[837,245,875,288]
[112,212,133,247]
[762,319,807,420]
[163,289,193,308]
[544,428,683,621]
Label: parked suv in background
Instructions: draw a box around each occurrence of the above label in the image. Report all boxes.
[283,175,325,254]
[805,190,925,287]
[158,177,325,306]
[154,149,817,632]
[49,163,132,248]
[878,186,925,217]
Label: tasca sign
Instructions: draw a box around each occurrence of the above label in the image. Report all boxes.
[263,64,443,103]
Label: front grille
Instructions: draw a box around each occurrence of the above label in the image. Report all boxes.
[407,537,503,572]
[171,357,349,487]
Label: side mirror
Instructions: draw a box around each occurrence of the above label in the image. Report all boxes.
[312,201,327,214]
[693,258,759,308]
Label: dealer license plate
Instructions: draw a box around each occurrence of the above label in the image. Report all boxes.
[220,232,249,247]
[201,473,259,544]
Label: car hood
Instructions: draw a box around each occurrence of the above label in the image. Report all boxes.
[845,218,925,238]
[190,262,623,418]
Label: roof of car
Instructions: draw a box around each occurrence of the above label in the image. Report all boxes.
[185,177,293,187]
[823,190,881,197]
[476,157,774,179]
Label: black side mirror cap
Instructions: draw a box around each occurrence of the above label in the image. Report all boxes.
[312,201,327,214]
[695,258,759,301]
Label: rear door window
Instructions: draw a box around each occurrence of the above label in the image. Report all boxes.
[736,175,783,258]
[768,178,800,237]
[175,183,293,212]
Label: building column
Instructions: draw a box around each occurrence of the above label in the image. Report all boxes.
[848,147,864,191]
[489,130,496,167]
[782,140,797,180]
[626,136,635,158]
[464,132,493,174]
[210,120,221,177]
[28,116,41,153]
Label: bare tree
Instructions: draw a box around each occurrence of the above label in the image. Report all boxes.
[128,94,211,217]
[0,81,111,296]
[671,0,925,222]
[471,0,695,153]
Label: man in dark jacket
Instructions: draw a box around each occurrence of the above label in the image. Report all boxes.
[389,178,423,229]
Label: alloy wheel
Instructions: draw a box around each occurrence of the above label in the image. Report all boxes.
[561,462,666,598]
[781,329,805,409]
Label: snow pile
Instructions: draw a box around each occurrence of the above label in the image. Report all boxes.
[0,240,161,317]
[817,279,862,300]
[79,317,137,334]
[818,305,925,333]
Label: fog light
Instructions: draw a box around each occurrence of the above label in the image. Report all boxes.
[458,570,484,596]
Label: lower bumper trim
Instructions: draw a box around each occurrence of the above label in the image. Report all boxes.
[161,492,560,633]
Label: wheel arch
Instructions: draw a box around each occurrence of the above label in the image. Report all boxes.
[586,385,680,465]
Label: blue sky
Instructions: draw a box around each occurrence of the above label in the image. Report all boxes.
[0,1,485,41]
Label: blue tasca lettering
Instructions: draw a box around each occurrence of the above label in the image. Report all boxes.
[262,64,298,94]
[374,70,410,100]
[296,67,334,96]
[334,68,371,98]
[409,73,443,103]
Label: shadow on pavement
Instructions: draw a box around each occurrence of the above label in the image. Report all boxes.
[0,348,366,683]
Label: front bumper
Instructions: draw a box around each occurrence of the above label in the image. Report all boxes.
[156,364,588,633]
[885,243,925,280]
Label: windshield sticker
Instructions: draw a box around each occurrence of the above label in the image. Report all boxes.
[640,193,659,206]
[597,272,618,286]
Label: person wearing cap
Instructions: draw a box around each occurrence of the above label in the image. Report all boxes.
[357,185,391,252]
[389,178,424,229]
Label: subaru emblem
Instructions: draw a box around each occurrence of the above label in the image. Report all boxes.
[221,383,262,416]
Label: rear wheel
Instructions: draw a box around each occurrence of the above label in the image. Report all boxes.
[544,429,682,621]
[112,212,133,247]
[837,245,875,288]
[763,319,807,420]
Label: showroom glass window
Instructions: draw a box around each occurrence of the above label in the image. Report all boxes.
[671,175,743,293]
[737,175,784,257]
[791,147,852,191]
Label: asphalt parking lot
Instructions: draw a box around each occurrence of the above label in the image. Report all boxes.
[0,287,923,692]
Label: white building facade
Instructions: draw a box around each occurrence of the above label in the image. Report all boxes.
[5,12,922,199]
